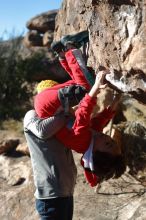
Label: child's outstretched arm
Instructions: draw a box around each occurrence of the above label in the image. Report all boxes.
[72,70,107,129]
[91,91,122,132]
[69,70,107,116]
[88,70,107,98]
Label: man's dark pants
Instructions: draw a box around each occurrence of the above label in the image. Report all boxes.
[36,196,73,220]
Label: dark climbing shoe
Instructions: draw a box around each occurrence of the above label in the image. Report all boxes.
[61,30,89,48]
[51,41,65,54]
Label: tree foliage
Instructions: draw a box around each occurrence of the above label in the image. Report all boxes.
[0,37,46,120]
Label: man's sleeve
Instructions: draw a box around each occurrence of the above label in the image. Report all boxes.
[24,110,67,139]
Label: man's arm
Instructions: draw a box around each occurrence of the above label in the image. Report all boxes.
[24,110,67,139]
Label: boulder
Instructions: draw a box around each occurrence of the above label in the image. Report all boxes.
[105,69,146,104]
[0,139,19,154]
[54,0,146,105]
[26,10,58,33]
[16,142,30,156]
[43,30,54,47]
[0,154,38,220]
[23,30,43,47]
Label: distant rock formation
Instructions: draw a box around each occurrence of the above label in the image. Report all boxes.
[23,9,70,83]
[24,10,58,48]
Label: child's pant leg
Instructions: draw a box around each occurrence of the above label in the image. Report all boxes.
[65,49,95,90]
[59,58,75,80]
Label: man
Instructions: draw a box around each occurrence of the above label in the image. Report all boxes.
[24,110,77,220]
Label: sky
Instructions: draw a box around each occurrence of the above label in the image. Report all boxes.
[0,0,62,40]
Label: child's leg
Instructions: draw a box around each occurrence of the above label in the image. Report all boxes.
[65,49,95,90]
[59,57,76,80]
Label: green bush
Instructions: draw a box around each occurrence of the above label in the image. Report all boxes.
[0,36,46,120]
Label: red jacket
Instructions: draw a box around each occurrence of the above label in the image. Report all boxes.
[34,80,76,118]
[56,94,115,153]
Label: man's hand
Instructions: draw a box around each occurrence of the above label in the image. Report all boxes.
[69,105,78,116]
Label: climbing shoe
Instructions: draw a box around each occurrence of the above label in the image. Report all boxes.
[51,41,65,54]
[61,30,89,48]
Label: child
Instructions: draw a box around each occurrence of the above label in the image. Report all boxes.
[57,71,125,185]
[34,69,125,187]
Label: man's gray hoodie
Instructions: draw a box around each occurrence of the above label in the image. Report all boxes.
[24,110,77,199]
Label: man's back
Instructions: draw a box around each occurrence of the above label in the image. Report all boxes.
[24,110,77,199]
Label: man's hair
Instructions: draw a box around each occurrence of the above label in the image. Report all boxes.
[36,80,58,93]
[93,151,126,181]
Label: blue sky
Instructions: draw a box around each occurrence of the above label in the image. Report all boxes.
[0,0,62,40]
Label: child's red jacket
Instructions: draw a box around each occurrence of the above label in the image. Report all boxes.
[56,94,115,153]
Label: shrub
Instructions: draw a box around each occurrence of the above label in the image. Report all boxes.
[0,36,46,119]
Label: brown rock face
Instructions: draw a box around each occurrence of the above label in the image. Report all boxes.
[105,69,146,104]
[54,0,146,104]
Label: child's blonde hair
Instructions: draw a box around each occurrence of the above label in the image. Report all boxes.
[36,80,58,93]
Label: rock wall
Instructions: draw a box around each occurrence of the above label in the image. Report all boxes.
[54,0,146,103]
[23,1,146,101]
[55,0,146,73]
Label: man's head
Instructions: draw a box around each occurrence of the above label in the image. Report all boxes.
[36,80,58,93]
[92,133,125,182]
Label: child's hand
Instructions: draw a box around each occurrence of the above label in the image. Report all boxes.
[95,70,108,89]
[89,70,108,97]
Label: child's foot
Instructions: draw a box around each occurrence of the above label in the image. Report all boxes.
[61,30,89,48]
[50,40,75,58]
[51,41,65,55]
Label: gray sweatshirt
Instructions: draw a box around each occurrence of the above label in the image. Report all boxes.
[24,110,77,199]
